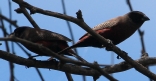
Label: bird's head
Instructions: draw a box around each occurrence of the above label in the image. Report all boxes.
[9,27,30,38]
[128,11,150,24]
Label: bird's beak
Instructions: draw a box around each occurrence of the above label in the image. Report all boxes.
[8,33,15,38]
[142,15,150,21]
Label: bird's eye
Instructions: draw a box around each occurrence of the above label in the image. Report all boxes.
[129,12,144,23]
[136,14,143,20]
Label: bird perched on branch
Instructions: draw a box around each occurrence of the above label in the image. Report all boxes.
[58,11,150,53]
[9,26,86,62]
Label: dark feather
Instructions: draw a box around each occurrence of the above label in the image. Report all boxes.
[14,26,72,42]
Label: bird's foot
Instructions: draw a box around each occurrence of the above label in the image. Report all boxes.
[105,39,113,51]
[117,55,121,59]
[57,61,66,69]
[48,58,64,69]
[141,52,148,59]
[116,50,128,59]
[48,58,60,70]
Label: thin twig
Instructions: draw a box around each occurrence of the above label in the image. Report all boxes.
[0,14,18,28]
[61,0,78,53]
[65,72,73,81]
[15,43,45,81]
[126,0,151,81]
[0,14,14,81]
[7,1,16,80]
[14,0,40,29]
[126,0,147,55]
[61,1,78,81]
[8,0,15,54]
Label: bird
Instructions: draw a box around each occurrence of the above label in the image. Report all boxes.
[58,11,150,54]
[9,26,86,62]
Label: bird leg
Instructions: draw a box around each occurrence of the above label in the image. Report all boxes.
[104,39,113,51]
[103,39,122,59]
[117,56,121,59]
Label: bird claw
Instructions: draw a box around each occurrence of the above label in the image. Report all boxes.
[25,66,30,69]
[141,52,148,59]
[93,75,100,81]
[48,58,64,69]
[48,59,60,70]
[117,55,121,59]
[57,61,65,69]
[105,39,113,51]
[116,50,128,59]
[105,47,112,51]
[106,39,113,44]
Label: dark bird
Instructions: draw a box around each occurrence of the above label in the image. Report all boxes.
[58,11,150,53]
[9,26,86,62]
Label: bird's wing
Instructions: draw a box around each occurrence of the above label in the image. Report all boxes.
[79,18,119,40]
[92,20,118,31]
[36,29,72,42]
[39,29,72,41]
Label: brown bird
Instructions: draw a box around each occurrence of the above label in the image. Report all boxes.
[9,26,86,62]
[58,11,150,53]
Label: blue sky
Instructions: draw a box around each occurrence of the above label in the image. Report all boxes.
[0,0,156,81]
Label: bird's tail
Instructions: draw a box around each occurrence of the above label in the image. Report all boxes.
[67,49,87,63]
[57,44,76,55]
[48,43,87,62]
[57,43,87,63]
[57,41,83,54]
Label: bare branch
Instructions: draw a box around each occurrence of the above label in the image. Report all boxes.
[0,12,15,81]
[12,0,81,24]
[126,0,147,56]
[126,1,151,81]
[126,0,133,11]
[65,73,73,81]
[0,14,18,28]
[0,37,117,80]
[0,50,100,75]
[0,49,156,76]
[13,0,40,29]
[61,1,82,80]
